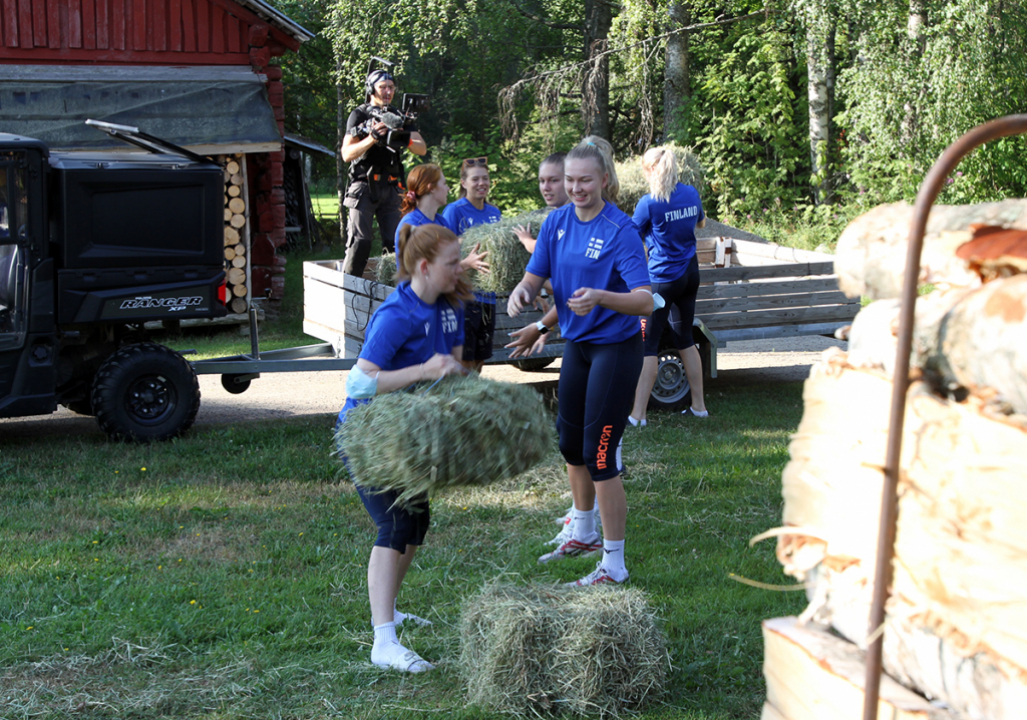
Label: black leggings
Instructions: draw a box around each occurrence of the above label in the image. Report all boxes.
[643,254,700,356]
[557,333,643,481]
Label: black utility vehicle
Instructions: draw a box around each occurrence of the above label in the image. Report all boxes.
[0,123,227,441]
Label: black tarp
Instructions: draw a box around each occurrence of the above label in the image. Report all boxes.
[0,67,281,153]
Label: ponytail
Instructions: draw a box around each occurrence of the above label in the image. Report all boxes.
[643,147,678,202]
[566,135,620,204]
[400,164,444,215]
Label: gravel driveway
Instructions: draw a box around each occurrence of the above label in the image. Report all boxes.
[0,336,846,440]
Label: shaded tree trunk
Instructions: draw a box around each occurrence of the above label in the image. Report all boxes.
[583,0,612,139]
[664,1,691,141]
[336,61,346,244]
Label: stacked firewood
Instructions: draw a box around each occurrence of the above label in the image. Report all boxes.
[760,199,1027,720]
[222,155,249,314]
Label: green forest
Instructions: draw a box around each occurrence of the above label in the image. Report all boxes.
[274,0,1026,238]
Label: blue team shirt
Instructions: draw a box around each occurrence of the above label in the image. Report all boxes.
[632,184,705,283]
[395,208,452,247]
[441,198,502,235]
[337,282,464,424]
[526,203,650,344]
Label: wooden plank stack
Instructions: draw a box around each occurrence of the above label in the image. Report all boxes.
[760,201,1027,720]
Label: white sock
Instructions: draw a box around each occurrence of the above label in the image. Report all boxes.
[373,621,398,649]
[572,506,596,542]
[627,416,647,427]
[686,407,709,417]
[602,539,627,580]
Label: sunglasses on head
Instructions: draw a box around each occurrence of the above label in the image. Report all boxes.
[462,156,488,168]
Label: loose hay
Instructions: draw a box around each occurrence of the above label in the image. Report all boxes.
[616,143,705,214]
[460,582,669,717]
[337,375,554,506]
[460,208,554,294]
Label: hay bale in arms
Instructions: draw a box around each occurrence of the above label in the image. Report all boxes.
[460,208,554,294]
[616,143,705,213]
[336,375,554,506]
[461,582,669,717]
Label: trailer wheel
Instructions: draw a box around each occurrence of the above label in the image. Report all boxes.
[648,350,692,411]
[513,357,556,372]
[221,374,252,394]
[92,343,200,442]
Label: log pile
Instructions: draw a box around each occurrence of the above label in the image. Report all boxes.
[760,201,1027,720]
[221,155,250,314]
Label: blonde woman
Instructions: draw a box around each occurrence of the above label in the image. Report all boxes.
[508,136,652,586]
[628,147,708,426]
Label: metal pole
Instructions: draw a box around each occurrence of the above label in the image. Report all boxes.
[862,114,1027,720]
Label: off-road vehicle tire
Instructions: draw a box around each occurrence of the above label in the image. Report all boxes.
[92,343,200,442]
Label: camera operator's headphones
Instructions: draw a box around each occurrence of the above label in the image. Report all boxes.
[365,69,395,102]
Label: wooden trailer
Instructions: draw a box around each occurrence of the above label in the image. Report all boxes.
[302,237,859,407]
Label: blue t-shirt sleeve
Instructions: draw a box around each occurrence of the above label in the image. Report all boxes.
[615,224,652,289]
[440,203,459,232]
[454,305,465,348]
[525,215,554,279]
[632,196,652,236]
[360,302,410,368]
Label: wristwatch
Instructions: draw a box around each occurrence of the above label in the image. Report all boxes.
[535,320,550,335]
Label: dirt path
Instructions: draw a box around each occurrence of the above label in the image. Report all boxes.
[0,336,845,440]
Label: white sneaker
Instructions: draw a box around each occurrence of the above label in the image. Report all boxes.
[538,535,602,564]
[566,561,628,587]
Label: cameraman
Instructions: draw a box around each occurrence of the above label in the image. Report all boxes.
[341,69,428,276]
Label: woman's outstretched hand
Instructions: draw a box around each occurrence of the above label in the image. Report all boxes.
[513,225,536,253]
[507,283,534,317]
[505,324,547,359]
[462,243,490,275]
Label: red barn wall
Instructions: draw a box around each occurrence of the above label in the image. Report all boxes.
[0,0,299,300]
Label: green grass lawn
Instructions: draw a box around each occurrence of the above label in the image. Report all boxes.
[0,378,806,718]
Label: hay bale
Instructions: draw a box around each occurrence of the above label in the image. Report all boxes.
[616,143,705,214]
[460,208,554,294]
[375,252,398,286]
[336,375,554,506]
[460,582,669,717]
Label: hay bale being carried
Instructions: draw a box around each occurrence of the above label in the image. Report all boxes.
[460,208,554,294]
[616,143,705,214]
[336,375,554,506]
[460,582,669,717]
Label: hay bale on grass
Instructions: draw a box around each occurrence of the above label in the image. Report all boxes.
[461,208,554,294]
[336,375,554,506]
[460,582,669,717]
[616,143,705,214]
